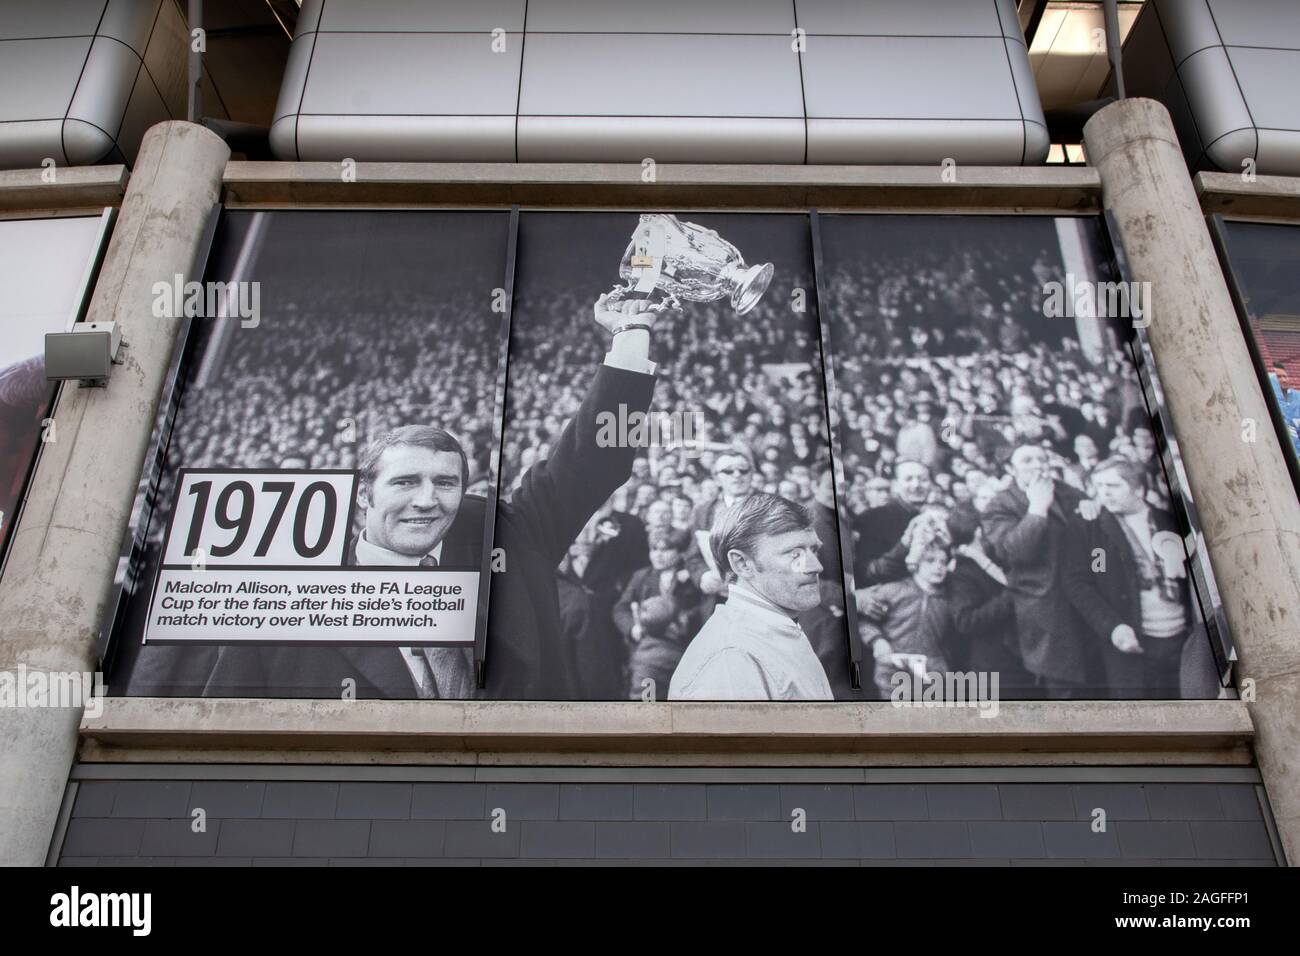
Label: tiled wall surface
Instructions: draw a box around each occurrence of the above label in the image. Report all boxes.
[57,775,1279,866]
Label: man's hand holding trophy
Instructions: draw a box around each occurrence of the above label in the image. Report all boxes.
[595,212,775,372]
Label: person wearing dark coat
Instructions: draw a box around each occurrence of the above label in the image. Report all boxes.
[850,459,931,586]
[201,294,661,699]
[1062,456,1197,698]
[943,505,1035,697]
[614,529,702,700]
[981,443,1104,697]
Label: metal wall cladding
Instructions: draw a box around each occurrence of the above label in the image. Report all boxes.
[1121,0,1300,176]
[270,0,1047,165]
[0,0,186,170]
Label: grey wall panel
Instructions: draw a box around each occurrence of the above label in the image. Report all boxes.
[519,34,804,118]
[1176,48,1254,154]
[0,120,68,167]
[143,0,189,122]
[1152,0,1221,63]
[1203,128,1261,175]
[65,36,144,150]
[269,0,1050,165]
[1207,0,1300,48]
[526,0,795,34]
[61,118,116,166]
[115,67,171,168]
[802,37,1021,119]
[808,119,1029,165]
[0,0,182,170]
[273,32,317,125]
[1227,48,1300,131]
[796,0,1010,37]
[295,0,324,37]
[268,114,300,163]
[518,116,805,163]
[1255,129,1300,178]
[1005,36,1050,158]
[0,38,88,121]
[1128,0,1300,174]
[300,33,522,116]
[296,115,517,162]
[0,0,104,40]
[99,0,163,52]
[314,0,527,34]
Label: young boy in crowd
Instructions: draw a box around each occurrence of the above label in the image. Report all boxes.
[859,525,960,699]
[614,529,704,700]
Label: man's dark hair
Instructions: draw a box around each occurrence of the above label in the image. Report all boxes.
[358,425,468,493]
[710,493,813,583]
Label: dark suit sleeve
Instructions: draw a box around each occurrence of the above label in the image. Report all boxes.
[947,567,1013,637]
[857,539,908,586]
[510,363,656,567]
[982,494,1049,571]
[1061,517,1129,640]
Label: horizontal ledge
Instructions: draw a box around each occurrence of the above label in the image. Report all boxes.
[222,161,1100,211]
[1196,170,1300,219]
[81,698,1253,755]
[0,164,128,212]
[69,762,1263,783]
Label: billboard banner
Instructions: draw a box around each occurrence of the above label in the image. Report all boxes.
[112,210,1224,702]
[144,469,477,645]
[0,212,112,573]
[1217,220,1300,485]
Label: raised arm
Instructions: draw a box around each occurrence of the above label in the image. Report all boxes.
[509,295,661,566]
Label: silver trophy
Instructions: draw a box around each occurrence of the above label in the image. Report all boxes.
[609,214,774,315]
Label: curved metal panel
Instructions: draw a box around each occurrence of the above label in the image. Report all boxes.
[519,34,803,119]
[268,0,1051,165]
[301,33,522,117]
[1128,0,1300,175]
[527,0,795,34]
[518,116,805,163]
[297,114,517,162]
[0,0,181,170]
[807,119,1030,165]
[315,0,526,34]
[796,0,1008,37]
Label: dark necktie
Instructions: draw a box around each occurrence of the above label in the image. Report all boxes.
[419,554,439,567]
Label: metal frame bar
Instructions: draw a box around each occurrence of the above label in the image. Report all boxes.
[474,206,520,687]
[808,210,863,689]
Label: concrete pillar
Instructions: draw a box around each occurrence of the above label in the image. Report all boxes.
[1085,98,1300,863]
[0,122,228,865]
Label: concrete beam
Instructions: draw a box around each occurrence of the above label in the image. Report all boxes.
[0,165,129,214]
[0,123,229,867]
[223,161,1101,212]
[81,697,1253,757]
[1196,171,1300,221]
[1085,98,1300,863]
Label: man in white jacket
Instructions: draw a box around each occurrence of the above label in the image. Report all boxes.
[669,493,833,701]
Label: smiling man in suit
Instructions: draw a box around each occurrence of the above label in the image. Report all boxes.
[203,291,660,700]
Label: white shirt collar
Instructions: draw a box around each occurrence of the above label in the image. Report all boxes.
[354,531,443,567]
[726,582,804,635]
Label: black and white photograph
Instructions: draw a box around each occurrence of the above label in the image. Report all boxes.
[819,214,1222,701]
[504,212,846,702]
[119,210,510,698]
